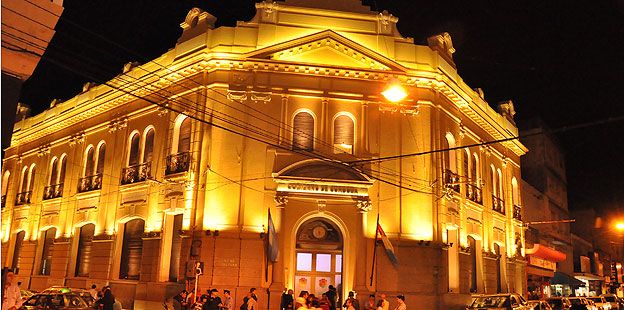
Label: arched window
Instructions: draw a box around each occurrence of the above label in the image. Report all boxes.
[463,149,470,178]
[48,157,58,186]
[173,115,191,154]
[333,114,354,154]
[119,219,145,280]
[128,132,141,166]
[96,143,106,174]
[27,165,36,193]
[2,170,10,205]
[84,146,95,177]
[497,169,504,201]
[511,177,519,206]
[468,236,478,293]
[471,153,479,186]
[142,128,155,163]
[58,155,67,185]
[20,166,28,193]
[11,230,25,273]
[40,227,57,275]
[75,223,95,277]
[444,133,457,173]
[292,111,314,151]
[490,165,498,197]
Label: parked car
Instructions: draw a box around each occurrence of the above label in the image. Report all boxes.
[568,297,596,310]
[467,294,533,309]
[601,294,622,310]
[527,300,554,310]
[588,296,611,310]
[20,292,91,310]
[40,287,95,306]
[546,297,572,310]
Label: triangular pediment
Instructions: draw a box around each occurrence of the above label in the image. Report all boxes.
[246,30,404,72]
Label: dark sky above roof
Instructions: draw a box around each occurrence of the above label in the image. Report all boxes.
[17,0,624,210]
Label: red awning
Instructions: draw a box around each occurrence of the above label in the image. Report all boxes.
[526,244,567,262]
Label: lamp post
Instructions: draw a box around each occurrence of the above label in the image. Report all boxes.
[379,79,418,115]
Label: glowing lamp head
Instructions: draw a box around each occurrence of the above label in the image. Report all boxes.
[616,222,624,231]
[381,80,408,103]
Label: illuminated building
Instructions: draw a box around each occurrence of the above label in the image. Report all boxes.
[1,1,527,308]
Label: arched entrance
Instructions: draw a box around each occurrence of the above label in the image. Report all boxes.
[294,218,343,297]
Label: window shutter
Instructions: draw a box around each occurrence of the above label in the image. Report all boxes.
[293,112,314,151]
[129,134,140,166]
[143,129,154,163]
[85,148,95,177]
[178,118,191,153]
[59,157,67,185]
[75,224,95,277]
[49,159,58,186]
[333,115,354,145]
[96,145,106,174]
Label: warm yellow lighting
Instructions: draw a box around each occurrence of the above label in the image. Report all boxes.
[616,222,624,231]
[382,80,408,103]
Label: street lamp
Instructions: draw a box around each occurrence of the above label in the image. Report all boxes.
[616,222,624,231]
[381,79,408,103]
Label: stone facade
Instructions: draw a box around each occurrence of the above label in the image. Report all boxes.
[1,1,527,309]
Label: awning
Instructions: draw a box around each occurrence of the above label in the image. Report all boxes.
[527,266,555,278]
[549,271,586,287]
[574,273,604,281]
[526,244,567,262]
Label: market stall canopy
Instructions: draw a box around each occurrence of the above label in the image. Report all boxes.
[549,271,586,287]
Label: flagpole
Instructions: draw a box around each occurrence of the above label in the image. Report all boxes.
[369,213,380,287]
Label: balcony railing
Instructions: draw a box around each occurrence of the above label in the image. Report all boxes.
[444,169,461,193]
[513,205,522,221]
[43,183,64,200]
[492,195,505,215]
[1,195,6,208]
[166,152,190,175]
[121,162,151,185]
[466,183,483,204]
[15,191,32,205]
[78,174,103,193]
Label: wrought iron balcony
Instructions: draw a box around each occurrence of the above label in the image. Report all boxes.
[78,174,103,193]
[121,162,151,185]
[492,195,505,215]
[166,152,190,175]
[15,191,32,205]
[466,183,483,204]
[513,205,522,221]
[444,169,461,193]
[43,183,64,200]
[1,195,6,208]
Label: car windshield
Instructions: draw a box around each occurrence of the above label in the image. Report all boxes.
[469,296,509,308]
[568,298,583,305]
[605,296,616,302]
[588,297,601,302]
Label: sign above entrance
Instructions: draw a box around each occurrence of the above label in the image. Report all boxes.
[276,182,369,197]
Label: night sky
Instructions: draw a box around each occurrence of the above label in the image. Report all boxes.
[15,0,624,211]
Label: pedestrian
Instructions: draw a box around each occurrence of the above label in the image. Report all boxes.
[250,288,258,302]
[342,292,359,310]
[295,297,308,310]
[97,288,115,310]
[246,291,257,310]
[325,285,337,310]
[222,290,233,310]
[89,284,98,300]
[379,294,389,310]
[364,294,375,310]
[2,272,23,310]
[375,300,383,310]
[393,295,406,310]
[203,289,222,310]
[281,288,294,310]
[300,291,310,300]
[345,299,355,310]
[319,294,330,310]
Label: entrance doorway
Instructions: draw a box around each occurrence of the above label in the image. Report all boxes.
[294,219,343,298]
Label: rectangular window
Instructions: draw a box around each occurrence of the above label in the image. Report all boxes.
[335,254,342,273]
[296,253,312,271]
[315,254,331,272]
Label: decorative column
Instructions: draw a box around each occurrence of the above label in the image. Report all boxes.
[279,95,289,145]
[354,198,372,293]
[361,102,369,153]
[321,98,329,150]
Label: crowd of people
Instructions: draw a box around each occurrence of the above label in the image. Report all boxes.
[89,284,123,310]
[279,287,407,310]
[165,287,257,310]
